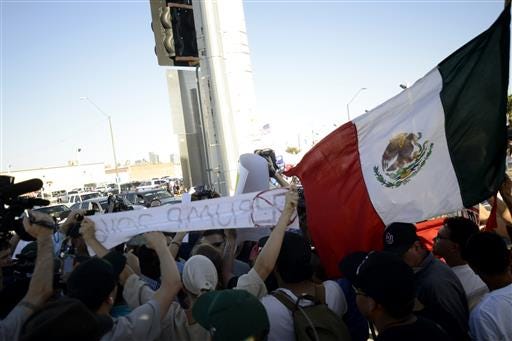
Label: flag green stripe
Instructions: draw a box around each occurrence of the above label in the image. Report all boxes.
[439,6,510,207]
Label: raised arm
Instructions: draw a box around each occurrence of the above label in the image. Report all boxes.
[79,218,137,285]
[144,231,182,321]
[80,217,109,258]
[253,187,298,280]
[168,231,187,259]
[20,211,55,309]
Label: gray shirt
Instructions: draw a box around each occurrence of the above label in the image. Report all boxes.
[100,299,161,341]
[0,304,32,341]
[415,253,469,340]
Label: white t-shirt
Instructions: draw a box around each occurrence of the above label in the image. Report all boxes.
[451,264,488,310]
[469,283,512,341]
[261,280,347,341]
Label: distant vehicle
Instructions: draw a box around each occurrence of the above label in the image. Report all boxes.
[33,204,71,223]
[136,180,167,191]
[121,189,178,208]
[65,192,101,207]
[70,196,144,213]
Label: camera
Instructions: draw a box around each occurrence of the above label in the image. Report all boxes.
[254,148,279,176]
[0,175,50,241]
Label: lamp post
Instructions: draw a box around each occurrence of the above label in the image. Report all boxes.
[80,97,120,188]
[346,87,367,121]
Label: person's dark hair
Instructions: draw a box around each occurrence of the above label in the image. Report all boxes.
[463,232,510,276]
[338,251,368,283]
[66,258,117,312]
[444,217,479,250]
[276,232,313,283]
[137,245,161,280]
[192,243,224,289]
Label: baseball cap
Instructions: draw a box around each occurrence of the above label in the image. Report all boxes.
[382,222,418,256]
[20,297,113,341]
[354,252,415,316]
[182,255,218,296]
[192,289,269,341]
[67,251,126,311]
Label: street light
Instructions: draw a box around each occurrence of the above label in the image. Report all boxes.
[80,97,120,188]
[346,87,367,121]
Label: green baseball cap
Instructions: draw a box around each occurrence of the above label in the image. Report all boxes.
[192,289,269,341]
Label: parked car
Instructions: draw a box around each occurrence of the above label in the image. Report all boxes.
[33,204,71,223]
[65,192,101,207]
[136,179,168,191]
[121,189,179,208]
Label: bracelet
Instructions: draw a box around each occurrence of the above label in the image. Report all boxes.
[170,241,182,247]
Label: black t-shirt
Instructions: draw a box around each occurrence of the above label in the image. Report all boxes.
[376,317,450,341]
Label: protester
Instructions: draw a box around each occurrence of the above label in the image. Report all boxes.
[198,229,250,277]
[123,254,217,340]
[464,232,512,340]
[354,251,450,340]
[432,216,488,309]
[0,211,54,341]
[19,298,113,341]
[65,216,182,341]
[337,252,371,341]
[193,289,270,341]
[232,187,348,340]
[383,222,470,340]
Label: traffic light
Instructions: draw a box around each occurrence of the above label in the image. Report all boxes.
[149,0,199,67]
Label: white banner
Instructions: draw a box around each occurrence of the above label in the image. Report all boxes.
[90,188,297,250]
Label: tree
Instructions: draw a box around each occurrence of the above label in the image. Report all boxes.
[285,146,301,155]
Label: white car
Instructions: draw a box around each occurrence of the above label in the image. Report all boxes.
[65,192,101,207]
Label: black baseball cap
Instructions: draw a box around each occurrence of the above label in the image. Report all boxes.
[67,251,126,311]
[354,252,415,316]
[382,222,418,256]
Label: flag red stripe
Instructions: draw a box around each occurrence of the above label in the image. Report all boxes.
[287,122,384,277]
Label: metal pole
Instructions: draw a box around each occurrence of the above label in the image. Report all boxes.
[80,97,120,190]
[107,116,120,187]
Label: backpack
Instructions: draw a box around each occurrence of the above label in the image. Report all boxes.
[271,285,352,341]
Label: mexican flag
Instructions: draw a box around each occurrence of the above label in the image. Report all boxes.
[286,6,510,277]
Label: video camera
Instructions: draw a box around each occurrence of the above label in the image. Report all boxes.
[0,175,50,241]
[254,148,279,177]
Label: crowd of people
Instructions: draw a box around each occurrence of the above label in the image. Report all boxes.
[0,161,511,341]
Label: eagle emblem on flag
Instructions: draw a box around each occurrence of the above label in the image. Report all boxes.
[373,132,434,188]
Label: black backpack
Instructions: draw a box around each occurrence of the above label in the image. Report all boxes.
[272,285,352,341]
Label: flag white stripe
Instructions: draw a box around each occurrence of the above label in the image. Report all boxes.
[354,68,463,225]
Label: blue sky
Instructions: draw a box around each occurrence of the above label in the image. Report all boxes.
[0,0,508,171]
